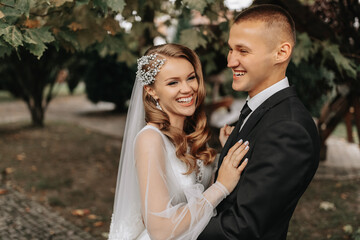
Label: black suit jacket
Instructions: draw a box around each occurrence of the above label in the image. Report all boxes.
[199,86,320,240]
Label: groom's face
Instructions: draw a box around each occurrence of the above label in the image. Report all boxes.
[227,20,277,97]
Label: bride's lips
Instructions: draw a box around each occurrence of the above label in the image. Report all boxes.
[176,95,195,107]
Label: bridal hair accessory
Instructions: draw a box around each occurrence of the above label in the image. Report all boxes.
[155,100,163,110]
[136,54,166,86]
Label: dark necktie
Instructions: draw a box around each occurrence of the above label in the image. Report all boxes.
[237,101,252,130]
[230,102,252,145]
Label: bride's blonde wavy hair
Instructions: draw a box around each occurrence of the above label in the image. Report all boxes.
[142,43,216,174]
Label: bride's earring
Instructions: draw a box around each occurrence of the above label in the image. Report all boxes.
[155,100,162,110]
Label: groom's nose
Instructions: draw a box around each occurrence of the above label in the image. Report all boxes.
[227,52,239,68]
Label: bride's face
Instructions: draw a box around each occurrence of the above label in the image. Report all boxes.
[147,57,199,124]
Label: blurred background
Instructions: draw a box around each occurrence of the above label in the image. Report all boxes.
[0,0,359,239]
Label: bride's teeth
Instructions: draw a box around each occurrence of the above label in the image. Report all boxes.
[177,96,193,103]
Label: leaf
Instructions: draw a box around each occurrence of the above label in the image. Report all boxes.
[319,201,336,211]
[292,33,313,66]
[58,30,80,50]
[95,35,123,57]
[0,10,4,19]
[106,0,126,13]
[71,209,90,217]
[23,19,41,29]
[102,16,121,35]
[117,49,137,67]
[0,26,23,48]
[15,0,30,17]
[27,42,47,59]
[183,0,208,13]
[322,41,357,78]
[179,28,207,50]
[93,221,104,227]
[68,22,83,31]
[0,189,8,195]
[24,27,55,44]
[343,225,353,234]
[16,153,26,161]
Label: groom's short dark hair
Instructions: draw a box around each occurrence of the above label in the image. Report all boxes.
[234,4,296,46]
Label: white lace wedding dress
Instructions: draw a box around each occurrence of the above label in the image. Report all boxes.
[109,125,229,240]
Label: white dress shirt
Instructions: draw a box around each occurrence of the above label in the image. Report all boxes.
[240,77,290,130]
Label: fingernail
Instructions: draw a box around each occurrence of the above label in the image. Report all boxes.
[245,146,249,150]
[238,139,243,144]
[244,158,248,162]
[244,141,249,146]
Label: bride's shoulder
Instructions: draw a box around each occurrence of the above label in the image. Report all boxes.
[135,124,164,146]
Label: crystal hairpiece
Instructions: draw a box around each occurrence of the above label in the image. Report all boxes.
[136,54,166,86]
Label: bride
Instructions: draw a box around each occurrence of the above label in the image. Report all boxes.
[108,43,249,240]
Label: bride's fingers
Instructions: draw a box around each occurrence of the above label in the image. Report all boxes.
[237,158,248,173]
[225,139,244,162]
[231,141,249,167]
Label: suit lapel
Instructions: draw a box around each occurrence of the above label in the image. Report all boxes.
[216,86,298,177]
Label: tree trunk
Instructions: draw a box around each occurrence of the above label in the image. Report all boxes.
[26,98,45,127]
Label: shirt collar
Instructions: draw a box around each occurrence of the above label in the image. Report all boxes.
[246,77,290,112]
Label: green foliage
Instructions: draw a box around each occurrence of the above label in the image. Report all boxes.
[179,28,207,49]
[290,31,359,115]
[83,54,135,112]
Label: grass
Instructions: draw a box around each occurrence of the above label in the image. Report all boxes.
[0,121,359,239]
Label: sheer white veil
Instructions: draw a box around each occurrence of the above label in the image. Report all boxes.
[108,79,146,239]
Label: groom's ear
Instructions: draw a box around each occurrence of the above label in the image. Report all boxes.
[144,85,159,100]
[275,42,292,64]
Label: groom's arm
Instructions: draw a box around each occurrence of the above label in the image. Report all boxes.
[198,121,317,240]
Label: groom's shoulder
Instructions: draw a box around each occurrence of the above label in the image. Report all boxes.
[265,95,317,133]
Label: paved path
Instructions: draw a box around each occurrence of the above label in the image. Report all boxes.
[0,186,96,240]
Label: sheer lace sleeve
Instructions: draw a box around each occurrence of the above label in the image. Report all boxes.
[135,128,228,240]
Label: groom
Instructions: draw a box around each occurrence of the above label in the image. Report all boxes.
[199,4,320,240]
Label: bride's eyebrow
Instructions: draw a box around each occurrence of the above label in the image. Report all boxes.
[164,71,196,82]
[187,71,195,77]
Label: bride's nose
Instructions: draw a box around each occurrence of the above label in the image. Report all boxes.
[180,81,192,93]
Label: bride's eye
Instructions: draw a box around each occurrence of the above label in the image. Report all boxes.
[188,75,196,81]
[168,81,178,86]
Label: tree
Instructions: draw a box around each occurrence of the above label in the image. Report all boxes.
[0,0,232,126]
[0,0,126,126]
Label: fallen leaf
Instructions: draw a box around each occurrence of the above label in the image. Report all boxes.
[88,214,98,220]
[0,189,8,195]
[340,193,348,200]
[71,209,90,217]
[343,224,353,234]
[93,221,104,227]
[319,201,336,211]
[16,153,26,161]
[31,165,37,172]
[5,167,15,174]
[0,10,4,19]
